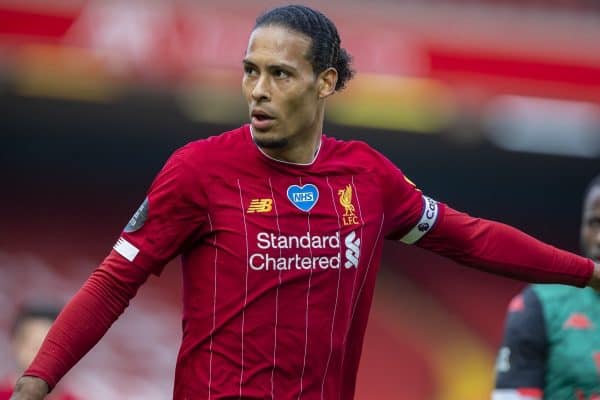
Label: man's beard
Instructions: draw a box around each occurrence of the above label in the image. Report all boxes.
[253,136,289,149]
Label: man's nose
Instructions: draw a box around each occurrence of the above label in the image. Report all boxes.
[252,75,270,101]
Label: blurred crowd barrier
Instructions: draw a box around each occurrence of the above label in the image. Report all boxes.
[1,0,599,156]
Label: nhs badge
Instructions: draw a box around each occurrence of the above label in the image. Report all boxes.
[287,184,319,212]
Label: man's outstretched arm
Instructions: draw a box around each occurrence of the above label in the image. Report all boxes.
[10,251,150,400]
[415,205,595,286]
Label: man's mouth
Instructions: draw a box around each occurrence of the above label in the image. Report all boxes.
[251,110,275,130]
[252,110,273,119]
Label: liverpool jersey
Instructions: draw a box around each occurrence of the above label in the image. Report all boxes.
[115,125,434,399]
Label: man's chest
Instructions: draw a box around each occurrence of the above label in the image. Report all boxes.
[547,300,600,394]
[203,174,384,272]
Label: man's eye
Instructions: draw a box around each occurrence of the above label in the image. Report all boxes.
[274,69,289,78]
[244,66,257,76]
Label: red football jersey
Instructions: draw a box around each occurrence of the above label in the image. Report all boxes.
[23,124,592,399]
[115,125,431,399]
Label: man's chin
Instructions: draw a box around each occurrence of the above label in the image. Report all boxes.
[254,136,288,149]
[251,128,288,149]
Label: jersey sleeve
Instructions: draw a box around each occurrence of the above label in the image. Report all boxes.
[417,206,593,286]
[377,153,442,242]
[492,286,547,399]
[113,145,208,275]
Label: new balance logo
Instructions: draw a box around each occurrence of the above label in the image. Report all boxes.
[247,199,273,213]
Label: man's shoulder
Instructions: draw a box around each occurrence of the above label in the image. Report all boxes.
[322,135,384,163]
[185,125,247,151]
[323,134,374,151]
[531,283,582,301]
[174,125,248,161]
[531,284,595,317]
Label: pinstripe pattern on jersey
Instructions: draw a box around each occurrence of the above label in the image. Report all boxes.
[298,176,315,400]
[321,176,344,399]
[207,213,217,400]
[236,178,251,398]
[268,177,284,399]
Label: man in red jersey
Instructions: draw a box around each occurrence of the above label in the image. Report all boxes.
[1,304,78,400]
[11,4,600,400]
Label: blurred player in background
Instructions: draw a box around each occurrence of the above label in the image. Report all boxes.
[1,304,77,400]
[10,5,600,400]
[493,174,600,399]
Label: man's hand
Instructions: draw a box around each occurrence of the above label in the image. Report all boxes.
[587,262,600,291]
[9,376,49,400]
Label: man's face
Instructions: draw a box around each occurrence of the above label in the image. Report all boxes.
[242,25,321,150]
[12,317,53,372]
[581,186,600,261]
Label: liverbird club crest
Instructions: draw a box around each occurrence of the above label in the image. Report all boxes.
[338,184,359,226]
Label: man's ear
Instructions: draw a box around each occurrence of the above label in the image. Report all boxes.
[317,67,338,99]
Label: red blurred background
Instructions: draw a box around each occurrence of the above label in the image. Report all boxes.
[0,1,599,399]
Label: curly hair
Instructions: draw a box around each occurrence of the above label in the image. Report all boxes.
[254,5,355,91]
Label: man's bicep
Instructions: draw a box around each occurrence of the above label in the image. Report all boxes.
[115,146,208,275]
[493,287,547,399]
[377,153,442,241]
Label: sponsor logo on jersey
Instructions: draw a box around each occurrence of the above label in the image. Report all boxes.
[563,313,593,330]
[344,231,360,268]
[574,388,600,400]
[124,197,149,233]
[287,184,319,212]
[247,198,273,213]
[249,230,360,271]
[338,184,359,226]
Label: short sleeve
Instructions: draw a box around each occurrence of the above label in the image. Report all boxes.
[114,145,208,275]
[494,286,547,392]
[378,153,441,243]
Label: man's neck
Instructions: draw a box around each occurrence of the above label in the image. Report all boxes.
[262,133,321,165]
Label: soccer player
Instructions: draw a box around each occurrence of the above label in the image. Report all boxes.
[10,5,600,400]
[1,304,78,400]
[492,174,600,400]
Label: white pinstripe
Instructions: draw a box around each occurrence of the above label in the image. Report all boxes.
[268,177,283,399]
[349,213,385,323]
[339,176,368,375]
[236,179,250,398]
[320,177,343,399]
[207,213,217,400]
[346,177,366,324]
[339,212,386,379]
[297,177,314,400]
[339,212,385,385]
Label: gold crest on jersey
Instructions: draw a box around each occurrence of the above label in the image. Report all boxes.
[338,184,359,226]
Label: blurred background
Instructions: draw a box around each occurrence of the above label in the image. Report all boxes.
[0,0,599,399]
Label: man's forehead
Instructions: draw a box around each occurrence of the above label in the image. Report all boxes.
[246,25,311,62]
